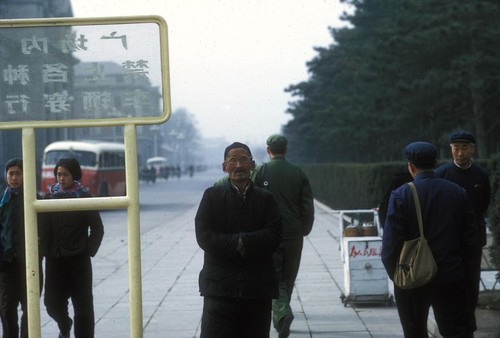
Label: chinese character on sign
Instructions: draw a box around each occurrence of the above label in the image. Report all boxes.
[3,65,30,85]
[84,62,106,82]
[60,32,88,53]
[21,36,49,54]
[123,89,151,113]
[348,244,382,258]
[44,91,73,113]
[83,91,112,114]
[122,60,149,79]
[5,94,30,115]
[101,31,128,49]
[42,63,69,83]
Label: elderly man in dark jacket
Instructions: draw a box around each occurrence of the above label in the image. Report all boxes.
[382,142,479,337]
[435,130,491,335]
[195,142,282,338]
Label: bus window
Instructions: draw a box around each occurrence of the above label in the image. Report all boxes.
[100,151,125,168]
[44,150,96,167]
[41,141,126,197]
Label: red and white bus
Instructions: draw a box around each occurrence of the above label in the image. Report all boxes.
[40,140,126,197]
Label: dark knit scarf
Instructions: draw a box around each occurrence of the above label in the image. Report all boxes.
[50,181,87,199]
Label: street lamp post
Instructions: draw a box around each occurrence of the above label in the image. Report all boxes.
[150,125,160,157]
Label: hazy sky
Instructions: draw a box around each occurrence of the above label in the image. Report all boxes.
[71,0,350,144]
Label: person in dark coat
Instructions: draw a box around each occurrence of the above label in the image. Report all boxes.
[41,158,104,338]
[195,142,282,338]
[0,159,43,338]
[382,142,479,337]
[435,130,491,335]
[251,134,314,338]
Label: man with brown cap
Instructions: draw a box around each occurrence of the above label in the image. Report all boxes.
[251,135,314,338]
[382,142,479,337]
[435,130,491,335]
[195,142,282,338]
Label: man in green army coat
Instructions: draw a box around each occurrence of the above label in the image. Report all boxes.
[251,135,315,338]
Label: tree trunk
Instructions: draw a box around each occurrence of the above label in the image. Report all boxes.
[470,87,488,159]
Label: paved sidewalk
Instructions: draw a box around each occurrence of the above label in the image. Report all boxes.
[34,171,498,337]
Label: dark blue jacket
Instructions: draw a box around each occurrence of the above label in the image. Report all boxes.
[435,162,490,246]
[195,180,282,299]
[0,189,24,262]
[382,171,479,284]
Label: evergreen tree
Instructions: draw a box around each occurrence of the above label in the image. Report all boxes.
[285,0,500,163]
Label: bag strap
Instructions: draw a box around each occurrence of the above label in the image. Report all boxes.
[261,163,270,190]
[408,182,425,238]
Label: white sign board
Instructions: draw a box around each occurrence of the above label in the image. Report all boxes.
[0,16,170,129]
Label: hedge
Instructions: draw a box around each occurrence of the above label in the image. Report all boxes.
[302,158,499,268]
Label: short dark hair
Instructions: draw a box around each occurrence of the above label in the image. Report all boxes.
[54,158,82,181]
[5,158,23,173]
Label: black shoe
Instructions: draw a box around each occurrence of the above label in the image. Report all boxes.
[58,331,70,338]
[278,314,294,338]
[58,318,73,338]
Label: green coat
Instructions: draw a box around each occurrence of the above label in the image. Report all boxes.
[251,156,314,239]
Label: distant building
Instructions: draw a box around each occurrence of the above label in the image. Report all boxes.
[0,0,73,188]
[0,0,72,19]
[0,0,162,186]
[72,61,162,164]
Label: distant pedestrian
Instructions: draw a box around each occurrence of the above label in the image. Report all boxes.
[382,142,479,337]
[251,135,314,338]
[41,158,104,338]
[0,159,43,338]
[435,130,490,335]
[195,142,282,338]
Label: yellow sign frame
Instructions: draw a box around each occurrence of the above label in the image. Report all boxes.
[0,16,171,129]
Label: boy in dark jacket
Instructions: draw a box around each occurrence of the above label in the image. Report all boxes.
[0,158,43,338]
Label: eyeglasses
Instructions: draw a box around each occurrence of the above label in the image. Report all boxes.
[225,155,252,164]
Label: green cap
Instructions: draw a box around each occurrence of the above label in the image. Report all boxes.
[266,134,288,153]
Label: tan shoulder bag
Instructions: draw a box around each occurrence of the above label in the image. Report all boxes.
[393,182,437,289]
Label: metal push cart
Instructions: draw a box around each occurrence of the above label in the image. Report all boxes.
[338,209,393,306]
